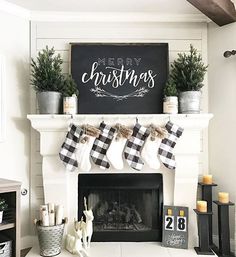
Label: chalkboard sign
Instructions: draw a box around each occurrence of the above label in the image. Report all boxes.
[162,205,189,249]
[70,43,168,114]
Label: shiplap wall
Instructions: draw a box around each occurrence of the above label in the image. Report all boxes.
[30,21,208,230]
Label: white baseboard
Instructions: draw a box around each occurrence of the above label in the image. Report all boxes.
[213,235,236,255]
[21,236,37,250]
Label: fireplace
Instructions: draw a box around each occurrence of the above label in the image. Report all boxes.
[78,173,163,242]
[28,114,213,247]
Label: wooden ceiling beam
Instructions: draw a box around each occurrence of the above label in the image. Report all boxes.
[187,0,236,26]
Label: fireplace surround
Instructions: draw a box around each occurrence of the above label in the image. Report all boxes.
[78,173,163,241]
[28,113,213,247]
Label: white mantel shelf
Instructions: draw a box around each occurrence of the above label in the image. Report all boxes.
[27,113,213,131]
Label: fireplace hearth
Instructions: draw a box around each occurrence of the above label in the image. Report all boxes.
[78,173,163,242]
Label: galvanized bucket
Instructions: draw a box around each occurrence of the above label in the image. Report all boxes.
[36,220,65,257]
[37,91,62,114]
[179,91,201,114]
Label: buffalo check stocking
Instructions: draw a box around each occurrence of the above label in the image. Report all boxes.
[158,121,184,170]
[59,123,83,171]
[124,123,150,171]
[90,122,116,169]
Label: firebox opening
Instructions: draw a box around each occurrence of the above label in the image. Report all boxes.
[78,173,163,242]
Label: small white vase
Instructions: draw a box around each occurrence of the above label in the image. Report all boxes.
[63,96,78,115]
[163,96,178,114]
[0,211,3,223]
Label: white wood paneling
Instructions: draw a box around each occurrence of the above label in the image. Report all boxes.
[30,21,208,230]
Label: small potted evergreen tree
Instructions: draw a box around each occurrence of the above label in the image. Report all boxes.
[62,75,79,115]
[0,198,8,223]
[170,45,208,113]
[163,77,178,114]
[31,46,64,114]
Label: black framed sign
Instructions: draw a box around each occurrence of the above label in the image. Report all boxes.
[70,43,168,114]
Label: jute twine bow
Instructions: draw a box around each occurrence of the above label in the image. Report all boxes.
[115,123,133,141]
[149,124,168,141]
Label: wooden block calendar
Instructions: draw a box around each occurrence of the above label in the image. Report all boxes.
[162,206,189,249]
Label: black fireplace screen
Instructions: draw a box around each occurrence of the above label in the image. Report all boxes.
[89,188,157,232]
[78,174,163,242]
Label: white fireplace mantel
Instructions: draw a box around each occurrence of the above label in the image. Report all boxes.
[28,113,213,247]
[28,113,212,132]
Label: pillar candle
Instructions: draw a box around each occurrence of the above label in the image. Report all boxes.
[197,200,207,212]
[202,175,213,185]
[218,192,229,204]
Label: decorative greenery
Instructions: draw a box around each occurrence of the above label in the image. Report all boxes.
[164,77,178,97]
[31,46,64,92]
[170,44,208,91]
[0,198,8,212]
[62,75,79,97]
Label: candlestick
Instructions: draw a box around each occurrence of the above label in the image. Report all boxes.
[194,209,214,255]
[202,175,213,185]
[198,182,217,247]
[197,201,207,213]
[213,201,235,257]
[218,192,229,204]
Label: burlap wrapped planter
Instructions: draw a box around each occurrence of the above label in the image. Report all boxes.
[36,220,65,257]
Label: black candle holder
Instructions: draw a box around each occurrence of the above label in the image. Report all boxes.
[194,209,214,255]
[213,201,235,257]
[198,182,217,246]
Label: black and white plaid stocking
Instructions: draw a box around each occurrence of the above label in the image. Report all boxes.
[59,123,83,171]
[158,121,184,170]
[90,122,116,169]
[124,123,150,171]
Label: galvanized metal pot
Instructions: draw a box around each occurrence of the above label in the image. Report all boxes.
[179,91,201,114]
[163,96,178,114]
[37,91,62,114]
